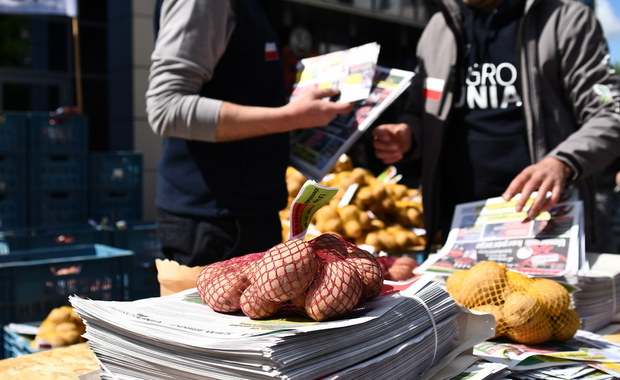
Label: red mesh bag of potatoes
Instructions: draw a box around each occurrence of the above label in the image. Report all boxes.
[196,233,384,322]
[445,261,580,345]
[196,252,264,313]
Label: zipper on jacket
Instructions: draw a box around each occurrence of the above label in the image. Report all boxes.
[516,1,538,164]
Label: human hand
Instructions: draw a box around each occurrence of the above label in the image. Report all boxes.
[284,88,354,129]
[372,123,412,164]
[502,157,573,219]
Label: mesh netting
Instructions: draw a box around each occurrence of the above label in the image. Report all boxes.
[445,261,580,344]
[196,233,384,321]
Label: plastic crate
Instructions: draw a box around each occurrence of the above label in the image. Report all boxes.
[28,113,88,153]
[3,324,38,359]
[0,224,112,252]
[0,190,28,230]
[0,152,28,189]
[0,112,28,152]
[112,223,163,300]
[90,151,142,189]
[89,187,142,223]
[29,152,88,190]
[0,244,134,329]
[28,189,88,227]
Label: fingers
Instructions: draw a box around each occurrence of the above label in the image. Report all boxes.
[372,124,411,164]
[312,87,341,99]
[502,157,571,218]
[329,101,355,114]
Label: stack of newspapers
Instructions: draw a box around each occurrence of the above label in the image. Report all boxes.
[568,253,620,332]
[70,279,494,380]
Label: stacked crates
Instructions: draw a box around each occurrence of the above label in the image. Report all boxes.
[89,151,143,223]
[0,113,29,230]
[28,113,89,227]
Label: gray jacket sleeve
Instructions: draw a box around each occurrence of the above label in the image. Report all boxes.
[547,4,620,181]
[145,0,235,142]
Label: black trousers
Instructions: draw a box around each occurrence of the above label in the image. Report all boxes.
[156,208,282,267]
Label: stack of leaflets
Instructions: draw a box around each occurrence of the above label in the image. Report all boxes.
[70,279,494,380]
[289,42,414,181]
[571,253,620,332]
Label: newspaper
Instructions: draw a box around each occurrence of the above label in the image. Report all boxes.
[416,194,583,278]
[291,41,380,104]
[69,278,495,380]
[290,65,414,181]
[473,329,620,378]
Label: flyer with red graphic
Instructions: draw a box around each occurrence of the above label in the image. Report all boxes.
[417,193,583,277]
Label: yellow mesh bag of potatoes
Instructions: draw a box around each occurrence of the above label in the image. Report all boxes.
[445,261,579,345]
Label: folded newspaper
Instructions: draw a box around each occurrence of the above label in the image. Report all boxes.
[70,278,494,380]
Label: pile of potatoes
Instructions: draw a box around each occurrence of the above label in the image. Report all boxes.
[445,261,580,345]
[283,163,426,253]
[196,233,383,322]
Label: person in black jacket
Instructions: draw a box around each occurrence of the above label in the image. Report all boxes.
[372,0,620,253]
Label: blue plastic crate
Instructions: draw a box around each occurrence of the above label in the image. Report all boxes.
[112,223,162,300]
[0,152,28,189]
[28,189,88,227]
[0,190,28,230]
[89,187,142,223]
[0,244,134,330]
[90,151,142,189]
[2,324,38,359]
[0,112,28,152]
[28,113,88,153]
[0,224,113,252]
[29,152,88,190]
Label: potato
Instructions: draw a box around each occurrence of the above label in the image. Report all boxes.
[305,260,364,321]
[239,284,281,319]
[387,264,414,281]
[460,261,507,308]
[345,249,383,299]
[253,239,319,302]
[343,219,363,240]
[551,308,580,342]
[445,269,469,305]
[530,278,571,317]
[502,291,543,328]
[506,312,552,345]
[198,270,249,313]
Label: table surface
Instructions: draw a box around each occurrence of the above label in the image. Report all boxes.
[0,343,99,380]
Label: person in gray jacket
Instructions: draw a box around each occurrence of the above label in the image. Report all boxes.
[373,0,620,253]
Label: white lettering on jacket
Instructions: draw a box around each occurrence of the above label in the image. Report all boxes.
[460,62,523,109]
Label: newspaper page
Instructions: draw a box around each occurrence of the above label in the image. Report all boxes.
[291,42,380,104]
[290,65,414,181]
[417,194,583,277]
[473,329,620,377]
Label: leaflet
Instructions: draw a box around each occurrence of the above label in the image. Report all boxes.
[290,65,414,181]
[417,194,583,277]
